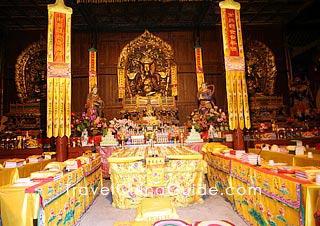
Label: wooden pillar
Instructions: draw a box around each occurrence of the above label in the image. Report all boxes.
[233,128,245,150]
[56,136,67,162]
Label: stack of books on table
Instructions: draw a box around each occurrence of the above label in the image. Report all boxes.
[30,170,63,182]
[64,159,82,171]
[42,152,56,160]
[27,155,43,163]
[4,158,26,168]
[77,155,92,164]
[230,150,246,158]
[241,153,260,165]
[295,167,320,182]
[83,152,99,159]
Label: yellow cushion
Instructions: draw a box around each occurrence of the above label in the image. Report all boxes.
[44,162,66,171]
[113,222,152,226]
[135,197,178,222]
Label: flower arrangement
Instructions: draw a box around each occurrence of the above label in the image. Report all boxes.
[108,118,137,134]
[188,107,229,132]
[137,118,162,126]
[70,111,108,137]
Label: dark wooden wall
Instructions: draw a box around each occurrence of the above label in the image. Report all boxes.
[1,25,292,125]
[70,29,229,124]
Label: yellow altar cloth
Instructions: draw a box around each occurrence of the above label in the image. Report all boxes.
[294,154,320,166]
[248,148,320,166]
[0,159,54,188]
[0,156,102,226]
[18,159,55,178]
[108,145,207,209]
[0,184,40,226]
[302,184,320,226]
[205,149,311,226]
[0,168,19,187]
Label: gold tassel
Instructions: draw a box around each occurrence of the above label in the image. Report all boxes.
[58,78,66,136]
[118,68,125,98]
[47,78,54,138]
[65,78,72,137]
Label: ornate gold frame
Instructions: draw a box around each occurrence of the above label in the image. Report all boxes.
[117,30,177,100]
[15,39,47,103]
[245,39,277,96]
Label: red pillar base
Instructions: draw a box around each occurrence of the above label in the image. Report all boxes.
[233,128,245,150]
[56,136,68,162]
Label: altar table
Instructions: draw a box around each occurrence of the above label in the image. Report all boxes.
[0,159,54,187]
[108,145,207,209]
[97,142,206,178]
[248,148,320,166]
[0,157,102,226]
[96,145,119,178]
[205,149,315,226]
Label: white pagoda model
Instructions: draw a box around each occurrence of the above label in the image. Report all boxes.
[100,129,118,146]
[185,126,203,143]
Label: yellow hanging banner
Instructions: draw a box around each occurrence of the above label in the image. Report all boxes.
[219,0,250,130]
[47,0,72,138]
[117,67,126,99]
[171,63,178,97]
[194,46,205,91]
[89,48,97,92]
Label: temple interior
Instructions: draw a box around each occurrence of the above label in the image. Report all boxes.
[0,0,320,226]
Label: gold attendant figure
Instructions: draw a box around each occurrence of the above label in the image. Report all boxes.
[86,85,104,118]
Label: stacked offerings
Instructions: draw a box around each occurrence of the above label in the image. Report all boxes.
[295,167,320,182]
[5,158,26,168]
[241,153,261,165]
[100,130,118,146]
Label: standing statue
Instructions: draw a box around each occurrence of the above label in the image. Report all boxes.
[81,128,89,146]
[197,83,215,114]
[289,76,313,119]
[145,98,154,117]
[86,85,104,118]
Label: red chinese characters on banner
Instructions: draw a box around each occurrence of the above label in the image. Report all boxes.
[226,8,239,56]
[53,12,66,62]
[89,51,96,76]
[195,48,203,73]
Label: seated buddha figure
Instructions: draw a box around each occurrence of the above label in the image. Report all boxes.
[136,57,160,96]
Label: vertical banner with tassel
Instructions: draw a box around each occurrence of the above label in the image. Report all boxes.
[118,67,126,99]
[219,0,250,130]
[89,48,97,92]
[171,63,178,96]
[194,45,205,91]
[47,0,72,138]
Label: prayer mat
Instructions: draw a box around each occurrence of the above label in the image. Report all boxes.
[153,219,191,226]
[193,220,235,226]
[135,197,178,222]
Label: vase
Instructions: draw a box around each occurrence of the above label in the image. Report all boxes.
[91,129,100,136]
[200,130,208,141]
